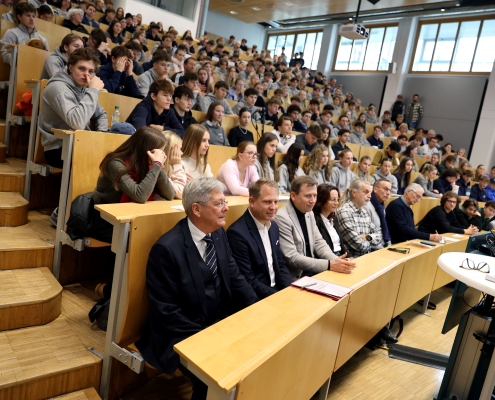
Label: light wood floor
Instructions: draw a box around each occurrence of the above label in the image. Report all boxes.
[27,211,458,400]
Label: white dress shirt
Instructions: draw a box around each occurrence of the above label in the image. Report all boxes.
[320,214,341,253]
[249,209,276,287]
[188,218,209,261]
[422,144,439,157]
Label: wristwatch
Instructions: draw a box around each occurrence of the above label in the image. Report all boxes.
[366,234,373,242]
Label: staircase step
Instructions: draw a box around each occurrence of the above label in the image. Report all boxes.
[47,387,101,400]
[0,142,6,163]
[0,157,25,195]
[0,224,53,271]
[0,317,102,400]
[0,192,28,227]
[0,267,62,331]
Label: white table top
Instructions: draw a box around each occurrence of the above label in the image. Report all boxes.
[438,252,495,296]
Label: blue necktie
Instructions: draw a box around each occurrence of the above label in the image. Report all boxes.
[203,235,217,278]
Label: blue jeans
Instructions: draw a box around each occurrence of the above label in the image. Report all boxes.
[407,121,418,129]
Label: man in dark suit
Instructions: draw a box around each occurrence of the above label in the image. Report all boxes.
[227,179,293,299]
[136,178,258,400]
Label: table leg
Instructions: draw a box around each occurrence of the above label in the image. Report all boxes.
[415,293,432,317]
[480,347,495,400]
[318,376,331,400]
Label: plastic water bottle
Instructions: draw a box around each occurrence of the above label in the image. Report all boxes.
[111,106,121,127]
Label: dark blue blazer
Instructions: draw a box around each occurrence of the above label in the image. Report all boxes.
[385,197,429,244]
[470,183,488,202]
[135,218,258,374]
[96,63,141,98]
[433,176,453,194]
[227,210,293,299]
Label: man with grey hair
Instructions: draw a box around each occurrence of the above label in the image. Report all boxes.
[136,177,258,400]
[62,8,89,34]
[336,179,383,258]
[386,183,443,244]
[364,178,392,247]
[227,179,293,299]
[275,176,356,279]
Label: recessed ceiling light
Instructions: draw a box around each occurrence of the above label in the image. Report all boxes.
[441,8,445,11]
[252,7,261,10]
[230,10,237,13]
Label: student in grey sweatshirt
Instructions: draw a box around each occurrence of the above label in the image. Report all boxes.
[371,160,398,194]
[39,48,108,168]
[137,51,172,97]
[329,149,356,192]
[201,101,230,146]
[231,88,261,123]
[1,3,49,65]
[40,34,84,80]
[348,121,371,147]
[204,81,234,115]
[277,143,306,193]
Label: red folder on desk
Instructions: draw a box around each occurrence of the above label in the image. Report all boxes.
[291,276,353,300]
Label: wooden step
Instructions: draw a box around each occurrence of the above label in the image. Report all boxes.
[0,267,62,331]
[0,317,102,400]
[0,192,28,227]
[0,142,6,163]
[47,387,101,400]
[0,157,25,195]
[0,224,53,271]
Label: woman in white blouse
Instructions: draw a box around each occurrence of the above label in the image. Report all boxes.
[313,184,345,257]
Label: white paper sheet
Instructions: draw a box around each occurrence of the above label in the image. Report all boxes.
[453,234,466,238]
[443,237,459,242]
[170,205,184,210]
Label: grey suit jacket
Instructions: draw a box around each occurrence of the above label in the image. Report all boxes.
[275,200,338,279]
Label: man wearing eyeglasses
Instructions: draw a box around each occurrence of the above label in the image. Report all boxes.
[275,176,356,279]
[364,179,392,248]
[386,184,450,244]
[136,178,258,400]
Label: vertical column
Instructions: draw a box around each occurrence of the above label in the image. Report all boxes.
[469,65,495,166]
[318,24,339,75]
[381,17,418,112]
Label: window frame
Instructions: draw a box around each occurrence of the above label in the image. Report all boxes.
[331,22,399,73]
[409,14,495,75]
[265,29,324,71]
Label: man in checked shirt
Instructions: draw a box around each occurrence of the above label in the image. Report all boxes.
[336,179,384,258]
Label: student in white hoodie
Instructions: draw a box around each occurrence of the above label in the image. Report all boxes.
[330,148,356,193]
[40,34,84,79]
[1,3,49,64]
[371,158,398,194]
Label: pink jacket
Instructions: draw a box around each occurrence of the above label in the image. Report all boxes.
[216,159,260,196]
[169,164,187,199]
[172,57,184,73]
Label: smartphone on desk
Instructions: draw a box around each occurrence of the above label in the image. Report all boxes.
[420,241,437,247]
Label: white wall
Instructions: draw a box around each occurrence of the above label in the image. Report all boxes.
[205,10,267,49]
[112,0,201,35]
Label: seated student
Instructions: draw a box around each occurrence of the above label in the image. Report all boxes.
[297,110,310,131]
[308,99,320,121]
[392,156,414,195]
[137,51,172,98]
[365,106,378,124]
[124,41,145,76]
[295,125,321,156]
[484,166,495,180]
[89,126,174,243]
[85,28,111,66]
[381,118,393,138]
[1,3,49,65]
[330,148,355,193]
[227,179,293,299]
[437,154,456,175]
[40,34,83,80]
[454,199,482,230]
[126,80,185,137]
[371,158,398,194]
[418,192,478,235]
[182,72,207,113]
[98,6,114,25]
[145,23,160,42]
[336,179,383,258]
[331,129,356,162]
[97,46,141,98]
[232,88,261,123]
[37,4,53,21]
[81,2,99,27]
[171,86,197,131]
[94,0,104,12]
[303,145,332,185]
[170,44,186,73]
[385,183,443,244]
[52,0,70,17]
[199,39,215,58]
[486,177,495,201]
[349,121,370,147]
[456,169,474,198]
[40,48,107,168]
[419,153,440,174]
[471,175,490,202]
[433,169,457,195]
[105,19,126,45]
[201,101,229,146]
[278,143,305,194]
[160,131,187,200]
[314,110,333,131]
[122,13,135,35]
[226,79,244,102]
[1,0,17,23]
[181,124,213,179]
[478,201,495,230]
[265,97,281,125]
[204,81,235,116]
[286,105,307,133]
[367,125,384,149]
[135,177,258,400]
[213,59,228,80]
[269,116,294,154]
[372,141,401,167]
[396,134,408,152]
[228,108,254,148]
[413,164,441,198]
[171,57,197,86]
[353,155,372,184]
[422,136,439,159]
[275,176,356,278]
[255,132,279,181]
[62,8,88,33]
[216,141,259,196]
[401,144,419,172]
